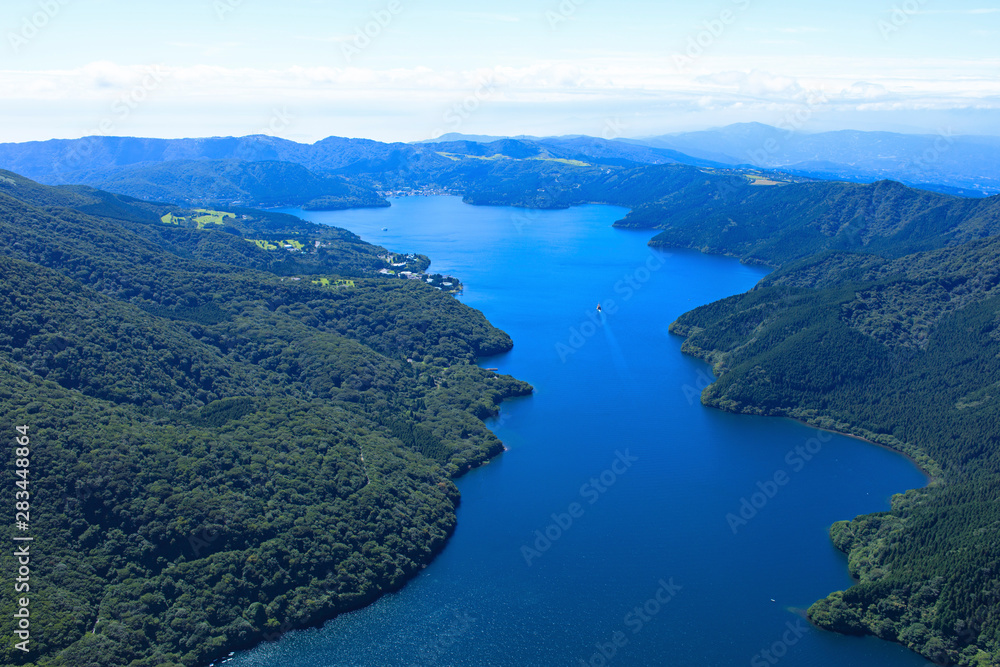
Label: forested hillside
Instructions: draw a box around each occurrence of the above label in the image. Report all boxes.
[664,188,1000,666]
[81,159,389,210]
[619,179,1000,265]
[0,171,529,667]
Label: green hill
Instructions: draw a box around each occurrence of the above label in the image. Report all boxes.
[91,159,390,209]
[0,172,528,667]
[663,188,1000,666]
[619,179,1000,266]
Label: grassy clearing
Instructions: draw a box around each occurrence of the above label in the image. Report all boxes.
[160,213,185,225]
[434,152,590,167]
[161,209,237,229]
[312,278,356,288]
[747,176,782,186]
[245,239,306,251]
[193,210,236,227]
[435,152,508,162]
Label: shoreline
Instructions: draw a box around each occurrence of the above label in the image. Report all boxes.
[211,357,530,667]
[677,329,940,484]
[670,324,945,665]
[661,242,942,485]
[802,419,935,486]
[228,200,939,667]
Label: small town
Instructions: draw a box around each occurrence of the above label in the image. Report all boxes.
[377,253,461,292]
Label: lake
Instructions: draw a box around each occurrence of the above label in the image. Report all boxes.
[226,196,931,667]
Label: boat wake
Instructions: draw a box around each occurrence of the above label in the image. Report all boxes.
[601,314,631,380]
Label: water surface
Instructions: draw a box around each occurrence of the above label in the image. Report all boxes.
[228,196,930,667]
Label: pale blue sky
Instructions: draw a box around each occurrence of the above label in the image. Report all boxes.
[2,0,998,142]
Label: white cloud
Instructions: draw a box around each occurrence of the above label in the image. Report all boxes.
[840,82,891,101]
[2,58,999,142]
[695,70,805,99]
[4,59,999,109]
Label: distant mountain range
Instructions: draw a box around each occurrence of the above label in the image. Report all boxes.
[0,124,997,209]
[630,123,1000,196]
[0,134,725,208]
[426,125,1000,197]
[424,123,1000,197]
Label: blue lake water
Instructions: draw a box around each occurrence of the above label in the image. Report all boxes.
[228,196,931,667]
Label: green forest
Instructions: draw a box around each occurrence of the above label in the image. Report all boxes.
[662,180,1000,666]
[89,159,390,211]
[0,171,529,666]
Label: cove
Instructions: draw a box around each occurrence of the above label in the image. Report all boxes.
[226,196,932,667]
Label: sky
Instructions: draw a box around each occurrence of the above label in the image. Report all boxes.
[2,0,999,144]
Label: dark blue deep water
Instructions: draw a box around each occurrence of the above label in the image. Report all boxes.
[227,196,931,667]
